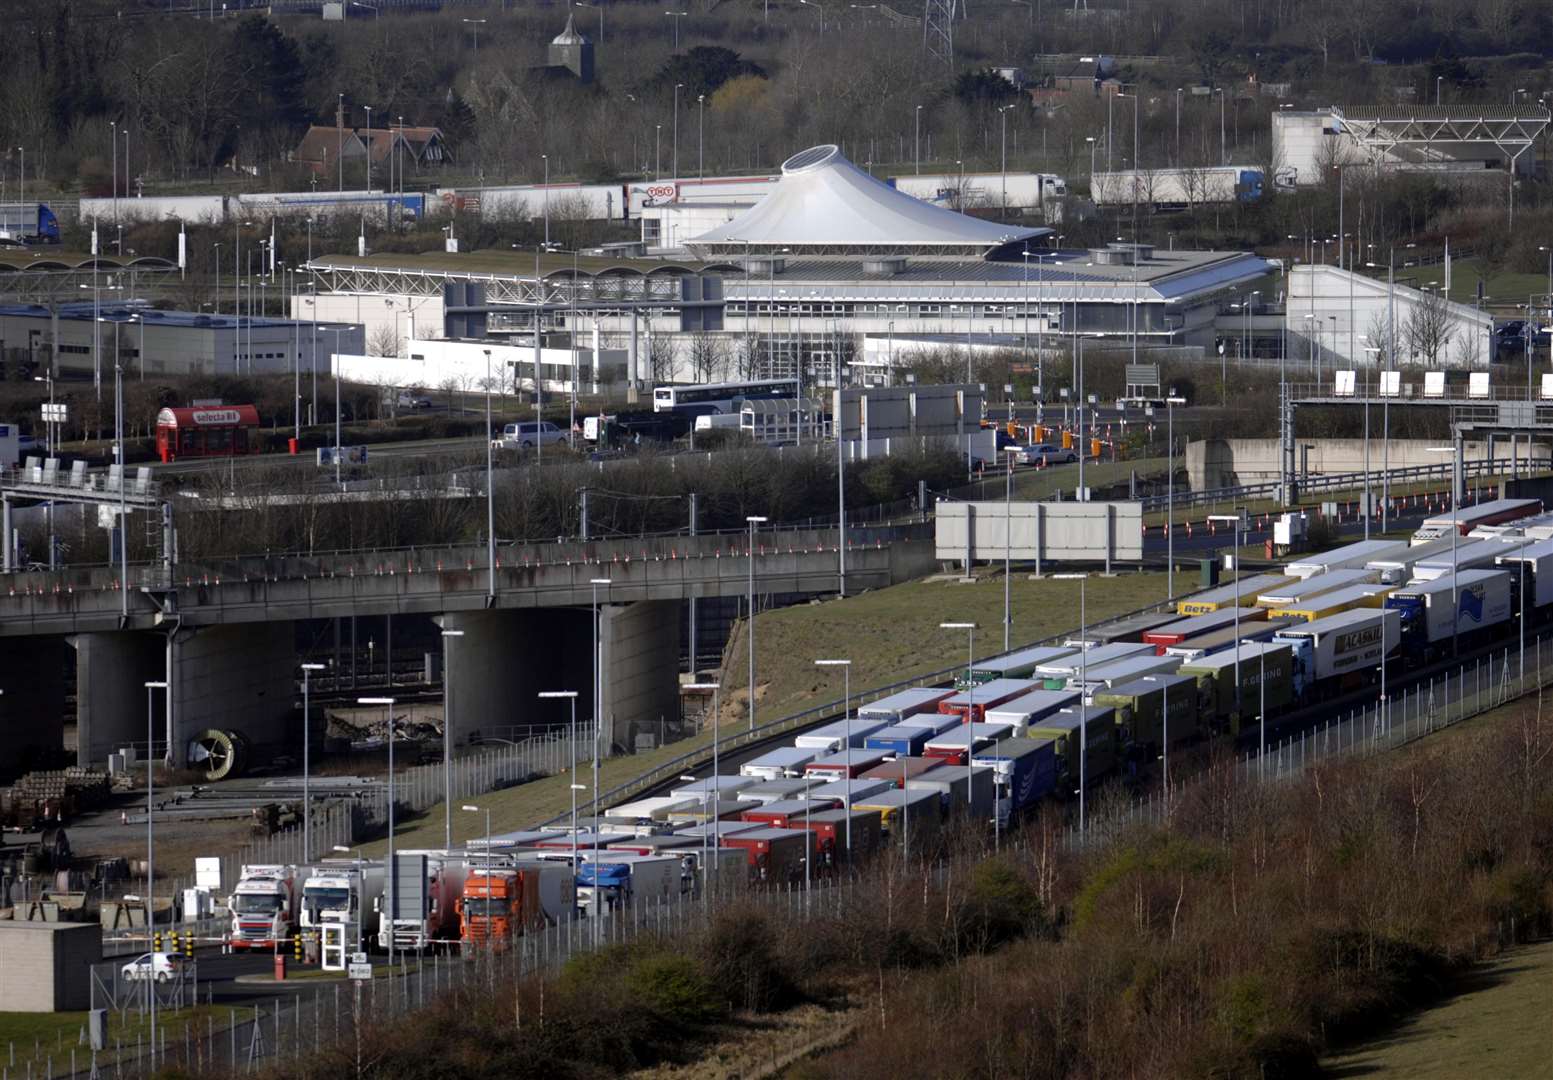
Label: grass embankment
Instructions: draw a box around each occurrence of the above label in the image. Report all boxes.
[1321,938,1553,1078]
[724,568,1197,723]
[357,568,1197,853]
[238,662,1553,1080]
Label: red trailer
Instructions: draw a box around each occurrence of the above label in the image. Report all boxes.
[859,756,943,789]
[155,405,261,463]
[803,750,891,780]
[936,679,1039,724]
[794,808,883,870]
[718,827,813,884]
[739,798,839,827]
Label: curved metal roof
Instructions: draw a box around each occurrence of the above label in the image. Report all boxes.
[690,145,1045,257]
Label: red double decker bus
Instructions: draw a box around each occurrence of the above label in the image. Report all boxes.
[155,405,261,463]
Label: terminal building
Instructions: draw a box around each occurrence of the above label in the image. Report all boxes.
[297,145,1272,392]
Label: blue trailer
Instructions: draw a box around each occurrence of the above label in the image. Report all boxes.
[863,724,935,757]
[0,203,60,244]
[972,737,1057,824]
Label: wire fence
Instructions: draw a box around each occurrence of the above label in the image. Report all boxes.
[218,729,604,887]
[53,634,1553,1078]
[1071,632,1553,851]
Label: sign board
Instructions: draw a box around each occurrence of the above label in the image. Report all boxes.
[351,951,368,965]
[317,445,369,467]
[1542,373,1553,401]
[1423,371,1446,398]
[190,398,225,408]
[40,403,68,422]
[348,963,373,981]
[1468,372,1490,399]
[935,501,1144,565]
[1333,370,1356,397]
[194,857,222,890]
[832,384,983,442]
[389,853,428,924]
[1379,370,1401,397]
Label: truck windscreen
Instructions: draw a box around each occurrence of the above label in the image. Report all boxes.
[303,888,351,918]
[231,894,285,915]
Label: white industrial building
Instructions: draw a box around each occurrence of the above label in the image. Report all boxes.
[1272,106,1549,188]
[297,145,1270,393]
[331,333,627,396]
[1284,264,1491,370]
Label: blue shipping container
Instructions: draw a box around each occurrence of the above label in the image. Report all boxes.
[864,725,934,757]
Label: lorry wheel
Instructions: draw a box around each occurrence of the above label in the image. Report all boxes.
[522,440,534,448]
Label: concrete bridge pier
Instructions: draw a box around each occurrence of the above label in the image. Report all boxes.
[599,600,680,756]
[438,600,679,757]
[438,609,588,748]
[72,631,165,767]
[171,622,297,767]
[0,638,68,768]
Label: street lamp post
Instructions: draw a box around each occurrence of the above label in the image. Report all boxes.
[1052,576,1090,835]
[914,105,923,175]
[300,664,325,859]
[461,804,490,864]
[940,622,977,811]
[439,630,464,849]
[538,691,581,906]
[143,679,166,1058]
[1165,393,1185,599]
[672,82,684,179]
[1004,448,1014,650]
[590,576,612,888]
[685,682,722,898]
[483,349,496,606]
[814,660,852,858]
[1208,511,1247,733]
[357,696,396,964]
[746,515,767,730]
[1428,446,1461,657]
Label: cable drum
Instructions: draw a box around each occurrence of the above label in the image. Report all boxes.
[187,729,251,781]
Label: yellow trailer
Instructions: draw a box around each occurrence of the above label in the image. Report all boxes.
[1267,582,1394,623]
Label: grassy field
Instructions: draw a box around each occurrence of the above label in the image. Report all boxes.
[1322,938,1553,1078]
[357,566,1198,854]
[1392,255,1546,313]
[0,1004,226,1066]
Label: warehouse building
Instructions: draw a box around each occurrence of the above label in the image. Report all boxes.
[0,302,363,382]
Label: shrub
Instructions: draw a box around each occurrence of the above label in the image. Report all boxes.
[699,910,801,1013]
[624,950,726,1028]
[951,856,1048,954]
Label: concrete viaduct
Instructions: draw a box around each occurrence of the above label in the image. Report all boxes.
[0,525,934,769]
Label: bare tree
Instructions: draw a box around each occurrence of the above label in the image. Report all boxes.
[647,333,678,384]
[688,332,730,383]
[367,324,401,358]
[1404,290,1458,367]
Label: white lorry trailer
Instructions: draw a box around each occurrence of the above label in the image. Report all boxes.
[1273,608,1401,696]
[1384,569,1511,650]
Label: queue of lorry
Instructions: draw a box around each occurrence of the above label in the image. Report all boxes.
[224,514,1553,957]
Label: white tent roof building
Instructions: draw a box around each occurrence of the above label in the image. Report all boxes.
[689,144,1046,259]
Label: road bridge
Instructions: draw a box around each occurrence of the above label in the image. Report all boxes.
[0,525,934,774]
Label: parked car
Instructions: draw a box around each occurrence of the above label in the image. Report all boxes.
[122,952,191,983]
[495,421,568,449]
[1016,444,1077,466]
